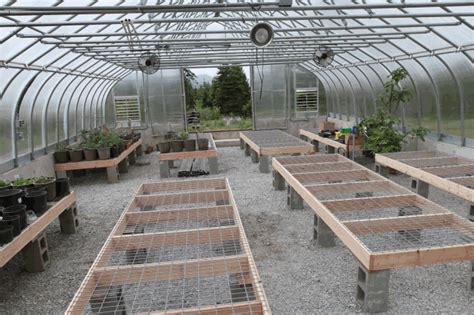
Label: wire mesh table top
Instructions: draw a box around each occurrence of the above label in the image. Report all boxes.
[272,154,474,270]
[67,178,270,315]
[241,130,312,148]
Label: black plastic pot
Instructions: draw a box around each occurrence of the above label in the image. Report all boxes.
[97,147,111,160]
[83,148,97,161]
[158,141,171,153]
[23,190,48,215]
[118,143,126,154]
[197,138,209,151]
[4,204,27,229]
[54,150,69,163]
[0,225,13,245]
[110,146,119,158]
[183,139,196,152]
[0,185,11,192]
[0,189,23,207]
[165,131,176,140]
[0,206,4,216]
[56,178,70,198]
[171,140,184,152]
[0,215,21,236]
[33,178,56,202]
[69,149,84,162]
[12,183,34,191]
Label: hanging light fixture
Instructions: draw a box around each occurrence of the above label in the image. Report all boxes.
[250,22,274,47]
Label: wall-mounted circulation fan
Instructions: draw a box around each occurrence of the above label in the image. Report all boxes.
[250,22,274,47]
[313,48,335,67]
[138,52,160,74]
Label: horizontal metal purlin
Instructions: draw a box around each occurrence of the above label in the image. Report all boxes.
[1,12,472,27]
[1,1,470,15]
[16,22,461,38]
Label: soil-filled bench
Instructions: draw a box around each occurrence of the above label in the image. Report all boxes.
[375,151,474,221]
[299,128,364,159]
[67,177,270,314]
[272,154,474,313]
[158,133,218,178]
[0,191,78,272]
[54,139,143,183]
[239,130,315,173]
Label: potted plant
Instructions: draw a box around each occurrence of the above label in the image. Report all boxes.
[81,129,98,161]
[157,139,171,153]
[182,131,196,152]
[108,131,123,158]
[357,68,429,156]
[11,178,34,191]
[171,131,186,152]
[33,176,56,202]
[0,180,11,192]
[54,143,69,163]
[67,143,83,162]
[97,133,111,160]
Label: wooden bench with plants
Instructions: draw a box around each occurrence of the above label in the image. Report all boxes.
[0,176,78,272]
[157,131,218,178]
[54,129,143,184]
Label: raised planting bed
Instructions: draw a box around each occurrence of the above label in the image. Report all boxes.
[66,177,270,315]
[54,139,143,183]
[375,150,474,221]
[272,154,474,313]
[158,133,218,179]
[299,128,364,159]
[0,191,78,272]
[239,130,315,173]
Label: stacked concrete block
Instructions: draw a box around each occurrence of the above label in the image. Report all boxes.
[313,214,336,247]
[59,202,79,234]
[273,171,286,191]
[22,232,50,273]
[287,186,303,210]
[356,265,390,313]
[411,178,429,198]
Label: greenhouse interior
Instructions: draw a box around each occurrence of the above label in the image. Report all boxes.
[0,1,473,314]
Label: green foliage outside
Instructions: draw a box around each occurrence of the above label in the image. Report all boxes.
[357,68,429,154]
[184,66,252,131]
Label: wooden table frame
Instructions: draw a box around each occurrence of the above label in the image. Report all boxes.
[375,151,474,221]
[55,139,143,183]
[239,130,315,173]
[299,128,363,159]
[158,133,218,178]
[66,177,270,315]
[0,191,78,272]
[272,154,473,312]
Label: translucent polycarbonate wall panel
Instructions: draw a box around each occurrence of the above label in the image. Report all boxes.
[418,57,460,139]
[69,79,93,139]
[146,69,185,135]
[104,92,117,128]
[52,76,76,142]
[438,53,474,141]
[251,64,288,129]
[290,64,320,119]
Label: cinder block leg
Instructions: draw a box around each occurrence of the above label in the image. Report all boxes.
[128,150,136,165]
[273,170,285,191]
[216,199,229,206]
[250,150,259,163]
[90,286,127,315]
[469,261,474,290]
[259,155,269,173]
[356,265,390,313]
[168,160,175,168]
[106,166,119,183]
[398,206,422,241]
[56,171,67,179]
[59,203,79,234]
[355,192,373,198]
[311,140,320,153]
[136,144,143,157]
[287,186,303,210]
[240,138,245,150]
[313,214,336,247]
[159,161,170,178]
[208,156,218,174]
[468,205,474,222]
[22,232,50,273]
[375,163,389,177]
[244,144,250,156]
[326,145,335,154]
[118,158,129,173]
[411,178,429,198]
[124,226,146,264]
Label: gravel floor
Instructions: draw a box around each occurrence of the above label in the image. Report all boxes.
[0,147,472,314]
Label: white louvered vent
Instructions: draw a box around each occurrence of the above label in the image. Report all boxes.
[114,95,141,127]
[295,88,318,113]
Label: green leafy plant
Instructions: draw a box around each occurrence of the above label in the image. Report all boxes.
[178,131,189,140]
[357,68,430,154]
[66,143,82,151]
[12,178,34,186]
[0,179,10,187]
[56,143,67,152]
[33,176,53,184]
